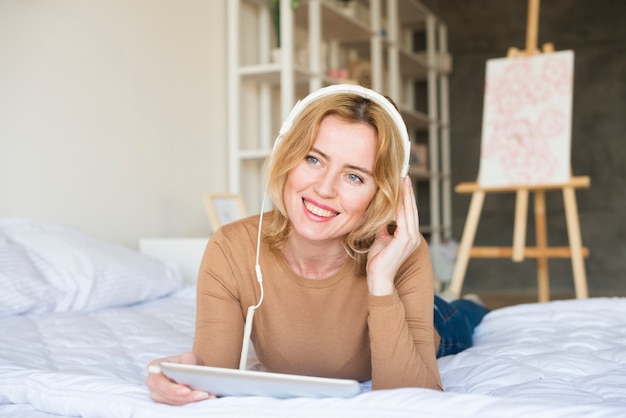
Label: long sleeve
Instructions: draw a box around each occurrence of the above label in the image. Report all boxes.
[367,239,443,391]
[192,221,261,369]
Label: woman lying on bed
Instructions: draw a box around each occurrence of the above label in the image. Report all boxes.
[147,85,488,404]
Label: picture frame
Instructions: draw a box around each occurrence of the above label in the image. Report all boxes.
[203,193,247,233]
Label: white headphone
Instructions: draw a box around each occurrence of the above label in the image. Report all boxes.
[273,84,411,178]
[238,84,412,370]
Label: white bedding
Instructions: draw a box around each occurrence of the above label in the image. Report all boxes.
[1,219,625,417]
[2,288,625,418]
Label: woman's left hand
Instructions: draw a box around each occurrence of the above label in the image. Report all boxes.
[366,177,421,295]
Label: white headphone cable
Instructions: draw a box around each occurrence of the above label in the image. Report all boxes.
[238,192,267,370]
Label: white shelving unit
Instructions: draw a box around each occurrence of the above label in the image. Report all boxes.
[226,0,452,278]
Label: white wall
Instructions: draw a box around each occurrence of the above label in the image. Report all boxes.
[0,0,228,248]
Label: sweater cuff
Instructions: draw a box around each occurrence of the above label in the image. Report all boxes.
[368,291,400,307]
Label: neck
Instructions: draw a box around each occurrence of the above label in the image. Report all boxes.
[282,236,348,280]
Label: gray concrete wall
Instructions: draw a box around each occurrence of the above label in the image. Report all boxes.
[422,0,626,295]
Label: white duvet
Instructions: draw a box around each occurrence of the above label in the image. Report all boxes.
[1,219,625,417]
[1,288,625,418]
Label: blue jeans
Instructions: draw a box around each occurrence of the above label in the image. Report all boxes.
[433,295,490,358]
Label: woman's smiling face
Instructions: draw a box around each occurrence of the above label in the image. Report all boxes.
[283,114,379,244]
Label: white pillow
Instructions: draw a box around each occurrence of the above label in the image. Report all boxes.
[0,218,184,313]
[0,240,64,315]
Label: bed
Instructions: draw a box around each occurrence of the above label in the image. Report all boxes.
[1,218,625,418]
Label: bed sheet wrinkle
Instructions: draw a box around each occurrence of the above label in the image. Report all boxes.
[522,351,619,376]
[442,359,545,394]
[573,372,626,403]
[0,404,63,418]
[490,378,606,404]
[594,348,626,365]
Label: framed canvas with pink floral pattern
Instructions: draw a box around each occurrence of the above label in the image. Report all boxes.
[478,50,574,187]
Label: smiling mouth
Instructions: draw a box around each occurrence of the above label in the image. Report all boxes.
[303,199,339,218]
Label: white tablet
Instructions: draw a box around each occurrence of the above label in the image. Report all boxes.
[152,362,362,399]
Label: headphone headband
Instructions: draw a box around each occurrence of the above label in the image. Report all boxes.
[274,84,411,178]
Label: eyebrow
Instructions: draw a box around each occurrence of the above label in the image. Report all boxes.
[310,147,374,177]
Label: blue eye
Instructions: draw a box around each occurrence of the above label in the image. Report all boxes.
[348,173,364,184]
[306,155,321,165]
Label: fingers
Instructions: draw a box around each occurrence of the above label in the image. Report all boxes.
[407,177,421,244]
[396,177,421,247]
[146,370,214,405]
[177,351,201,366]
[146,353,216,405]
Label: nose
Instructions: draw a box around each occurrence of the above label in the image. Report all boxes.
[314,169,338,198]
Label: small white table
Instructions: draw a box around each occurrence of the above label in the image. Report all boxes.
[139,238,209,284]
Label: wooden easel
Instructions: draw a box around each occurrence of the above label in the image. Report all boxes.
[446,0,590,302]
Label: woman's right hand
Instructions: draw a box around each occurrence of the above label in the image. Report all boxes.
[146,352,217,405]
[366,176,422,295]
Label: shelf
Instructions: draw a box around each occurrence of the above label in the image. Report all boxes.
[399,106,429,130]
[228,0,452,280]
[294,0,374,42]
[239,64,313,84]
[339,42,450,83]
[382,0,430,28]
[409,168,430,179]
[398,47,428,78]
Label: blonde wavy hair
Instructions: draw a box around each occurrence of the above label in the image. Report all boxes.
[264,92,406,275]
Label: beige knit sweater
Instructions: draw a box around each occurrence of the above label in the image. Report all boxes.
[193,213,442,391]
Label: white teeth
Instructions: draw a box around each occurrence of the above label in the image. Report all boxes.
[303,200,337,218]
